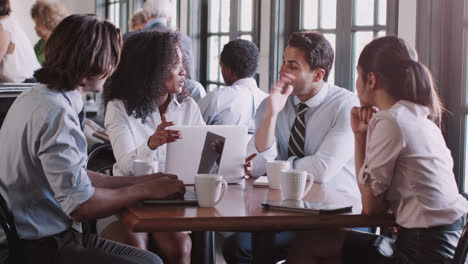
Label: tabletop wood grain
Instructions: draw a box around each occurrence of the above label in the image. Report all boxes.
[122,178,395,232]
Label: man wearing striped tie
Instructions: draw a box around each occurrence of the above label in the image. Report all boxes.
[223,31,361,264]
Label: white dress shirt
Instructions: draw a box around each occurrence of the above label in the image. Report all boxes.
[0,84,94,243]
[105,95,205,176]
[197,78,268,132]
[247,83,361,200]
[359,100,468,228]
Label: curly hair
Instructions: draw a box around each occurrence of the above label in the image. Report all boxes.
[0,0,10,16]
[288,31,334,82]
[31,1,68,31]
[220,39,259,78]
[103,30,189,122]
[34,14,122,91]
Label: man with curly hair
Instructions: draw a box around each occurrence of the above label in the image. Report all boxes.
[30,0,68,65]
[197,39,268,131]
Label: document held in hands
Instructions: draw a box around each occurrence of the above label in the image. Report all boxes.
[261,200,353,215]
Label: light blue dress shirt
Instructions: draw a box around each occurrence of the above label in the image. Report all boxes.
[247,83,361,200]
[0,84,95,243]
[197,78,268,132]
[186,79,206,102]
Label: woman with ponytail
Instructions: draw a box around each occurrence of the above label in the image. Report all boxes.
[286,36,468,264]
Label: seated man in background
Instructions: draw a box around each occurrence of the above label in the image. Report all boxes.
[223,31,361,264]
[0,14,184,264]
[197,39,267,131]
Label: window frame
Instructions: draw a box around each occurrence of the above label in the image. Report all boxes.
[439,0,468,196]
[96,0,130,33]
[96,0,181,34]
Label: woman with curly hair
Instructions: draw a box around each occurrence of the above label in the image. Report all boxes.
[31,0,69,65]
[101,30,203,264]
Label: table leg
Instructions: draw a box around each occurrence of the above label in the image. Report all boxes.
[191,231,215,264]
[251,232,276,264]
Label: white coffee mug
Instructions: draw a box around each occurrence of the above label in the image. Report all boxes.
[132,159,158,176]
[280,169,314,200]
[195,174,228,207]
[266,160,291,189]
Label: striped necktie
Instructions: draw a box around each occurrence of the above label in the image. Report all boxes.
[288,103,309,158]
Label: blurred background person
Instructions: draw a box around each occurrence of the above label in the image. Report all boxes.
[198,39,266,129]
[0,0,40,83]
[30,0,69,65]
[129,8,149,32]
[143,0,193,78]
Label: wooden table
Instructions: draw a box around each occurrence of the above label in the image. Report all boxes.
[122,179,395,263]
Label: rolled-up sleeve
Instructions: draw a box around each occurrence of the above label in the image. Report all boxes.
[358,115,404,196]
[37,109,94,215]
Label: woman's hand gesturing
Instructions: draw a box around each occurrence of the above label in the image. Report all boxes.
[148,114,182,150]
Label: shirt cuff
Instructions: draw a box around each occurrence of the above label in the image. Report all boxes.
[288,156,298,168]
[247,136,278,176]
[136,140,157,161]
[58,168,96,215]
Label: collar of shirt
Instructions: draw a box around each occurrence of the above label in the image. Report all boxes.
[154,94,182,115]
[145,18,167,29]
[231,77,258,91]
[293,82,329,108]
[395,100,430,117]
[168,93,182,109]
[60,88,84,116]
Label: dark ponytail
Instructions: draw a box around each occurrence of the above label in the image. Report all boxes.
[358,36,443,126]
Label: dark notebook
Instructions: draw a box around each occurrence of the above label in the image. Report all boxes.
[262,200,353,214]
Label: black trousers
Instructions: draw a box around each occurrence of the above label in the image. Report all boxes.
[342,216,465,264]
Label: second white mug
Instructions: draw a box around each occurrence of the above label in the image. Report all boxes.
[195,174,228,207]
[132,159,158,176]
[280,169,314,200]
[266,160,291,189]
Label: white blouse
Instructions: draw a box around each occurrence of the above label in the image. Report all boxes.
[0,17,40,82]
[359,100,468,228]
[105,95,205,176]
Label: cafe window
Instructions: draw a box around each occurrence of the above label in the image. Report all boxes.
[458,0,468,195]
[96,0,179,34]
[96,0,130,33]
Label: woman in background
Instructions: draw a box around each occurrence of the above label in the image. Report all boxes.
[0,0,40,82]
[101,30,204,264]
[286,36,468,264]
[30,0,69,65]
[129,8,149,31]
